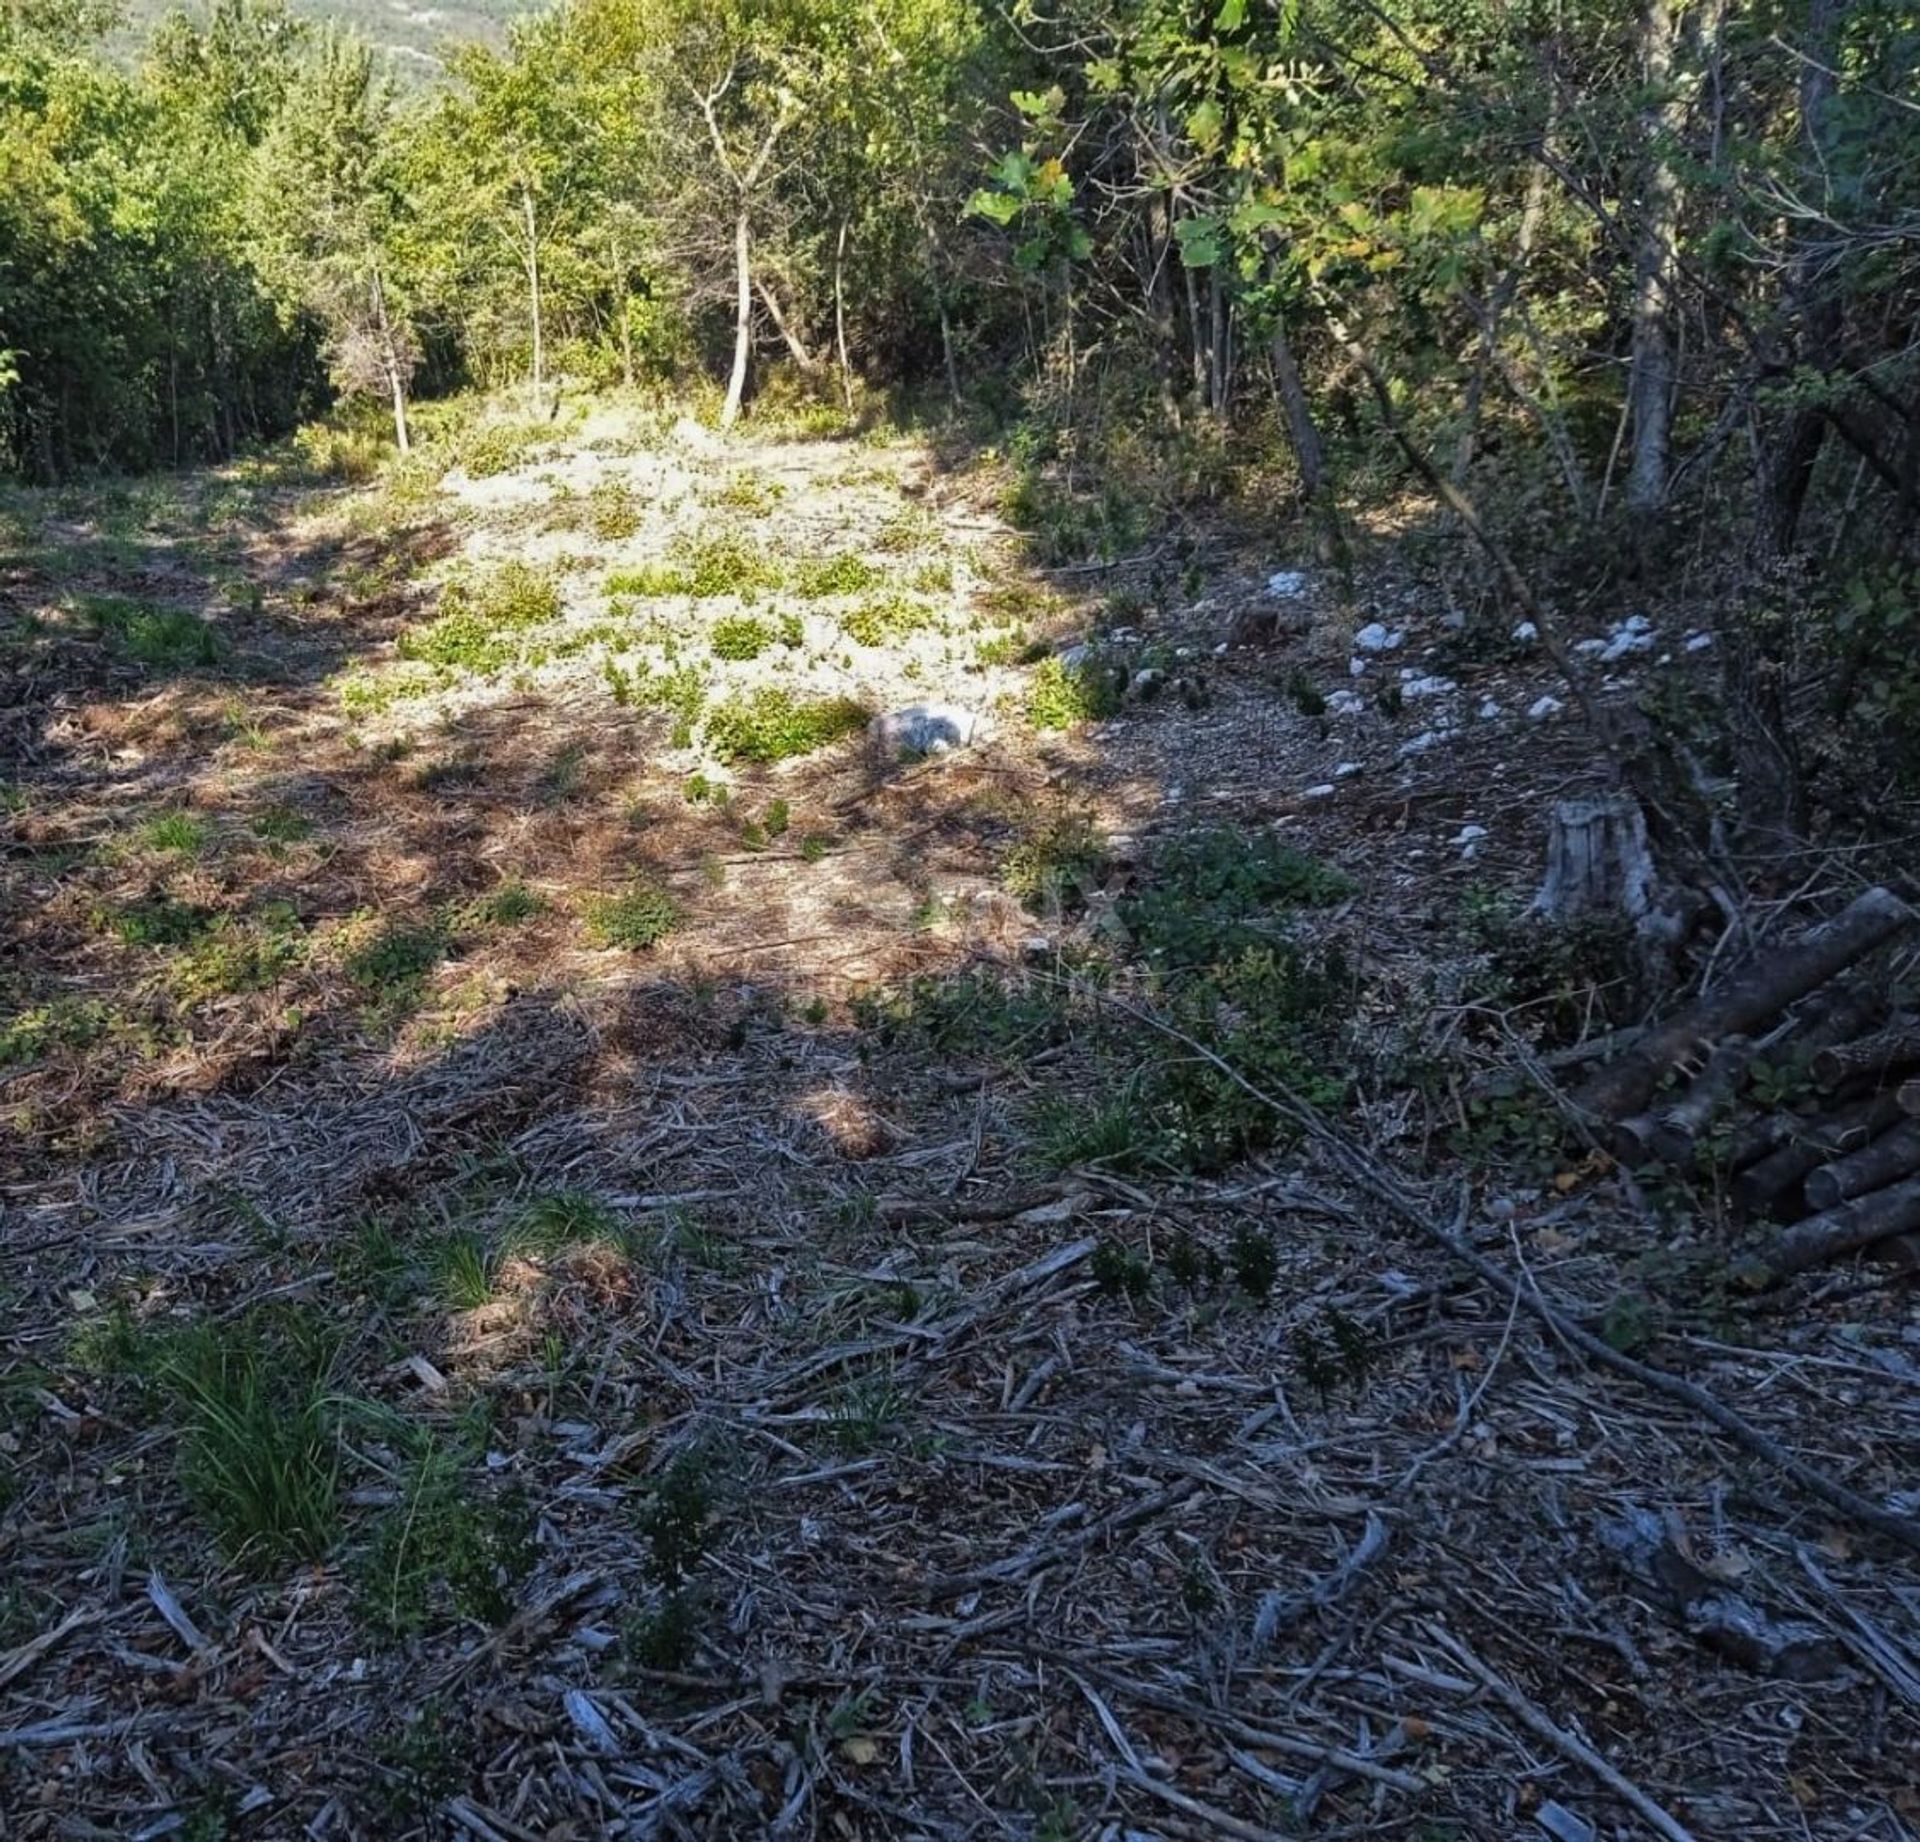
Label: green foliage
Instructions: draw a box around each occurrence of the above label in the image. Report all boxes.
[583,882,681,949]
[838,592,932,646]
[1121,829,1352,969]
[795,552,883,599]
[171,909,303,1002]
[400,563,562,675]
[140,810,212,855]
[635,1451,716,1588]
[1001,813,1105,911]
[710,613,775,660]
[1028,654,1123,730]
[705,689,869,764]
[1090,1237,1150,1299]
[357,1445,534,1639]
[0,993,114,1066]
[131,1314,344,1569]
[81,594,223,671]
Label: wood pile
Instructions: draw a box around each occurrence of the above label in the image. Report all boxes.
[1566,885,1920,1280]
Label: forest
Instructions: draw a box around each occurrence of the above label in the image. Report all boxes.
[4,0,1920,1836]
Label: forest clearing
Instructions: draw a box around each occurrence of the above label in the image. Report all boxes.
[5,0,1920,1835]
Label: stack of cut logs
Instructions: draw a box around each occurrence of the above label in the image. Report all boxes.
[1567,886,1920,1281]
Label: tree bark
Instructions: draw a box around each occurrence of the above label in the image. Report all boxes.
[521,181,545,420]
[1625,0,1686,524]
[723,206,752,429]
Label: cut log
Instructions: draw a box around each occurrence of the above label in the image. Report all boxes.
[1574,887,1914,1122]
[1900,1079,1920,1118]
[1726,1109,1798,1173]
[1770,1174,1920,1279]
[1731,1092,1905,1217]
[1805,1120,1920,1212]
[1534,794,1658,924]
[1649,1035,1755,1164]
[1812,1016,1920,1089]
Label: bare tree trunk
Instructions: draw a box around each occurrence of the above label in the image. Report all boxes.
[370,266,410,456]
[521,181,545,419]
[1625,0,1686,525]
[1269,319,1325,499]
[1758,0,1847,555]
[611,233,635,390]
[756,276,819,375]
[722,206,752,429]
[834,217,854,412]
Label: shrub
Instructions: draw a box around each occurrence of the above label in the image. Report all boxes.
[82,595,224,671]
[400,563,561,674]
[1028,654,1124,730]
[711,614,774,661]
[1001,815,1106,912]
[1120,829,1353,968]
[358,1445,534,1638]
[795,553,883,599]
[584,882,681,949]
[706,689,869,764]
[839,593,932,647]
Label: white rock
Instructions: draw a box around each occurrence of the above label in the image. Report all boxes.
[871,702,981,756]
[1397,729,1445,758]
[1348,656,1368,677]
[1685,631,1713,652]
[1335,761,1362,778]
[1476,698,1502,720]
[1353,621,1403,652]
[1402,674,1456,700]
[1528,694,1564,721]
[1511,620,1539,643]
[1573,637,1607,657]
[1452,825,1489,845]
[1303,783,1336,799]
[1267,569,1309,599]
[1058,642,1093,670]
[1327,689,1367,717]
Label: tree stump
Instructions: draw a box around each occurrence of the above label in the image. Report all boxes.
[1533,794,1658,924]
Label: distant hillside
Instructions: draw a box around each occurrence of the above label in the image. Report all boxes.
[118,0,533,76]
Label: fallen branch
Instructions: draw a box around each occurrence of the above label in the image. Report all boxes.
[1425,1625,1699,1842]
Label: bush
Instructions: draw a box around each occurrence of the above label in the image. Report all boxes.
[400,563,561,674]
[706,689,869,764]
[584,882,681,949]
[795,553,883,599]
[1028,654,1124,730]
[839,593,933,647]
[710,614,774,661]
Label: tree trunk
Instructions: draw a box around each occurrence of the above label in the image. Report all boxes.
[756,276,819,374]
[611,233,635,390]
[722,205,752,430]
[1757,0,1848,556]
[1535,794,1660,924]
[1625,0,1686,525]
[834,217,854,413]
[521,181,545,419]
[370,266,410,456]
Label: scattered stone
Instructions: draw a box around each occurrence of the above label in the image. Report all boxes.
[871,702,980,757]
[1575,613,1657,663]
[1128,667,1166,700]
[1327,689,1367,717]
[1453,824,1489,845]
[1528,694,1564,721]
[1348,656,1368,677]
[1400,673,1457,700]
[1512,619,1539,643]
[1397,729,1447,758]
[1685,630,1714,652]
[1335,761,1362,778]
[1267,569,1310,599]
[1353,621,1404,652]
[1303,783,1336,799]
[1476,697,1502,720]
[1058,642,1093,670]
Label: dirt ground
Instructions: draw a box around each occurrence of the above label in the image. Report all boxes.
[2,399,1916,1840]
